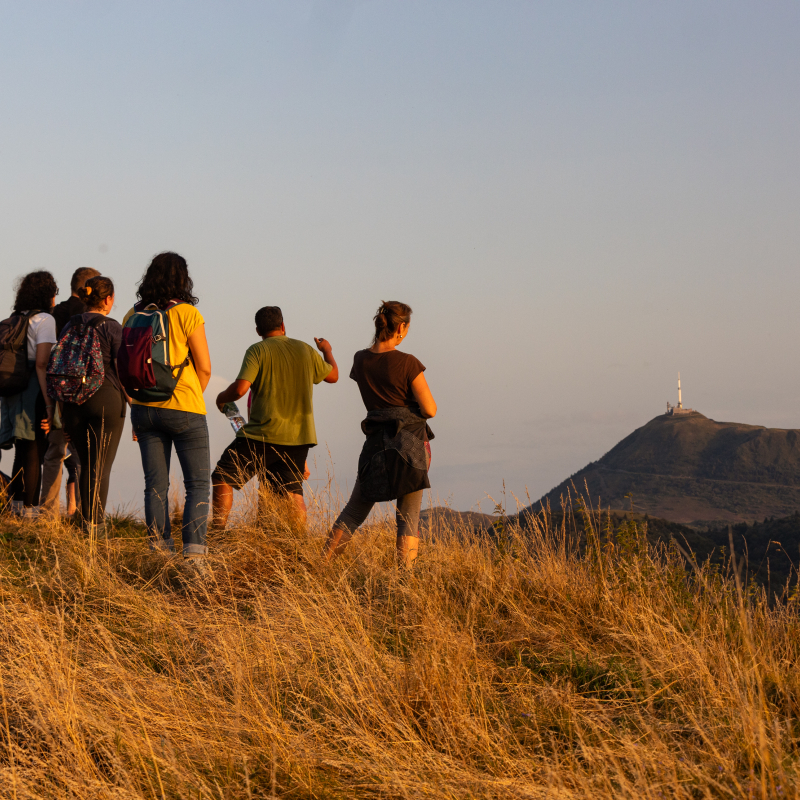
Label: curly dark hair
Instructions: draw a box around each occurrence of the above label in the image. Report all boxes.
[136,252,198,309]
[13,271,59,314]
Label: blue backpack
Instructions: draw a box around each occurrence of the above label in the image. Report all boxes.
[117,301,191,403]
[46,316,106,405]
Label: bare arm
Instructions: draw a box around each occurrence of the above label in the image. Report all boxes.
[36,342,54,433]
[216,379,251,412]
[314,338,339,383]
[411,372,437,419]
[187,324,211,392]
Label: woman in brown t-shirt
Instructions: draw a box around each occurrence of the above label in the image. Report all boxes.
[325,301,437,567]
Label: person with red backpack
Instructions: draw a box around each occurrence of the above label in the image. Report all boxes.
[50,276,126,535]
[119,252,212,573]
[0,271,59,517]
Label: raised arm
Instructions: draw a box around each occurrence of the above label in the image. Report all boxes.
[314,337,339,383]
[187,324,211,392]
[411,372,437,419]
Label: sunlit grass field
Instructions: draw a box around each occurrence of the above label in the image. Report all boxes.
[0,492,797,799]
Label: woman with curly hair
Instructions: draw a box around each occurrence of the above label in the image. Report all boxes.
[123,252,212,572]
[0,271,59,516]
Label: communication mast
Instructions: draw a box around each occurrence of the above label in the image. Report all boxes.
[666,373,693,415]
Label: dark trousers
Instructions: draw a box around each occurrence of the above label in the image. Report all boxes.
[9,392,47,506]
[63,381,126,527]
[334,478,424,539]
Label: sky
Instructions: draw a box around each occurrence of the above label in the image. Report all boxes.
[1,1,799,515]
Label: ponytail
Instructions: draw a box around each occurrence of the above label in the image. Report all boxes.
[372,300,412,344]
[79,276,115,311]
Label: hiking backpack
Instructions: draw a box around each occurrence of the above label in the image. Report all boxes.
[0,311,39,398]
[117,301,191,403]
[46,316,106,405]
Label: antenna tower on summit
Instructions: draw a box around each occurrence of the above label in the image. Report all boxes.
[666,373,693,416]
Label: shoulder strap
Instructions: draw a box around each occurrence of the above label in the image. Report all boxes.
[12,309,41,349]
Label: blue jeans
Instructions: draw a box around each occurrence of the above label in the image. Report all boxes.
[131,405,210,556]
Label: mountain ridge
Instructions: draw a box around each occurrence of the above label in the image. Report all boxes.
[530,411,800,525]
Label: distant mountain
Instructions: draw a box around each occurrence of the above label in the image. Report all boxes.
[420,507,497,538]
[531,411,800,525]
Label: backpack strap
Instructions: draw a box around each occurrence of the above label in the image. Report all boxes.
[10,308,42,350]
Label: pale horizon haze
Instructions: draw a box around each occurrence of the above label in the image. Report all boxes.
[2,1,799,514]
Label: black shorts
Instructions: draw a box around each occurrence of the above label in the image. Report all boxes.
[212,438,309,496]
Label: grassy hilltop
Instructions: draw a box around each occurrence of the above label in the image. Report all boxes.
[534,412,800,525]
[0,498,798,798]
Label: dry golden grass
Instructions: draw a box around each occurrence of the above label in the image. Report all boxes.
[0,495,798,799]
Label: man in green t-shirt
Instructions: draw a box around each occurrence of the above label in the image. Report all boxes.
[211,306,338,527]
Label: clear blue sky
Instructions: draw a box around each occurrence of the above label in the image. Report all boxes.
[2,1,799,513]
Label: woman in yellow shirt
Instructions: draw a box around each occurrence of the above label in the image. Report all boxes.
[125,252,211,570]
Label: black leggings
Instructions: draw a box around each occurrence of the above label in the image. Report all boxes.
[63,381,126,526]
[9,392,48,507]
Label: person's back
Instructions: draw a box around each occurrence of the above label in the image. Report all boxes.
[40,266,100,518]
[125,252,212,572]
[242,334,328,446]
[211,305,338,528]
[323,301,437,568]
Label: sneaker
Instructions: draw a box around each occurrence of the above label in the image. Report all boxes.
[21,506,40,521]
[10,501,23,517]
[82,520,109,539]
[184,555,210,581]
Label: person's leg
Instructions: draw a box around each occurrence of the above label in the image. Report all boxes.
[66,480,77,516]
[395,490,424,568]
[211,437,256,531]
[68,443,81,512]
[40,428,68,515]
[169,411,210,557]
[63,403,93,527]
[9,441,27,506]
[12,395,49,510]
[130,405,174,551]
[257,445,310,524]
[87,386,125,526]
[211,480,235,529]
[64,450,79,516]
[324,478,374,561]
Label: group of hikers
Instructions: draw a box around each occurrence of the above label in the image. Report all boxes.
[0,252,436,574]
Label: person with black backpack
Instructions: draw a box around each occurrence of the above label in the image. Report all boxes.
[0,271,59,517]
[49,276,126,536]
[119,253,212,574]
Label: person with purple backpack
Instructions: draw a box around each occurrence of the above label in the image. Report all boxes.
[52,276,126,535]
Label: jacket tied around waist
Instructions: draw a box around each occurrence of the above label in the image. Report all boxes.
[357,405,434,502]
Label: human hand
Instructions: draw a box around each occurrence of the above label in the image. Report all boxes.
[216,394,227,413]
[303,461,310,480]
[41,409,53,435]
[314,337,332,354]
